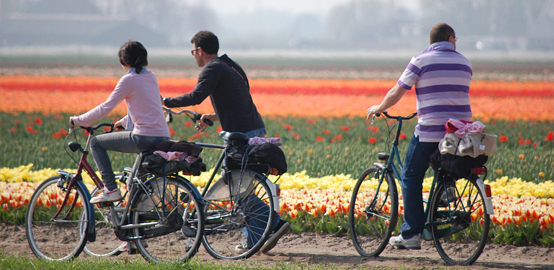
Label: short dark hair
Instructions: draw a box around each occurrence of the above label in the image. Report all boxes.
[429,23,455,44]
[118,40,148,74]
[191,31,219,55]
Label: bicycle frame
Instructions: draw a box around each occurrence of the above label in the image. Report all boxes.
[53,127,106,241]
[54,125,185,242]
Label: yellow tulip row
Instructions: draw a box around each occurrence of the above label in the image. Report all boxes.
[1,164,553,198]
[1,164,553,232]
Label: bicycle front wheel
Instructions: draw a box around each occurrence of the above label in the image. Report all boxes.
[349,165,398,257]
[429,177,490,265]
[202,170,275,260]
[130,175,204,263]
[82,186,124,257]
[25,176,90,260]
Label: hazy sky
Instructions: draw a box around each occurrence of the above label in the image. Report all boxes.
[204,0,351,15]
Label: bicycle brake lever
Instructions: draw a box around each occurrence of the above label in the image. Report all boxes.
[370,114,377,125]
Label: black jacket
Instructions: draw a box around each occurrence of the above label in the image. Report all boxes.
[164,54,265,133]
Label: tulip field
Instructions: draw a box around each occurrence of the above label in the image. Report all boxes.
[1,58,553,248]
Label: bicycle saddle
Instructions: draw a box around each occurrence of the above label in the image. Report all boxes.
[220,131,249,146]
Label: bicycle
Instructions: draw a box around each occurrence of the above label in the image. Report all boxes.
[162,108,280,260]
[25,123,206,263]
[348,111,494,265]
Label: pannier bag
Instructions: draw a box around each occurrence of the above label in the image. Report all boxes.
[226,143,287,175]
[141,140,207,176]
[141,154,206,176]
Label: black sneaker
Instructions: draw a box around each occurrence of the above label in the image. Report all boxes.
[260,220,290,254]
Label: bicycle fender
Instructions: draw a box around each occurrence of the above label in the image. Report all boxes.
[56,171,96,242]
[475,178,495,215]
[373,163,386,170]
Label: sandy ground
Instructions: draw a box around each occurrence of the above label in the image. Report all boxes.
[2,224,553,269]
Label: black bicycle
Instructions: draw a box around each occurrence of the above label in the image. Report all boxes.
[163,108,281,260]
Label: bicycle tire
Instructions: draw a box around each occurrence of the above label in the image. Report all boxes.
[130,175,205,263]
[429,176,490,265]
[349,166,398,257]
[25,176,91,261]
[82,185,124,257]
[202,170,275,260]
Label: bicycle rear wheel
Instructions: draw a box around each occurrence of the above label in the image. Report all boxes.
[82,186,124,257]
[202,170,275,260]
[130,175,204,263]
[349,166,398,257]
[25,176,90,260]
[429,176,490,265]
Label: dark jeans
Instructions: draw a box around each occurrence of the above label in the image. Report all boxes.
[235,128,282,247]
[91,131,169,190]
[399,135,438,239]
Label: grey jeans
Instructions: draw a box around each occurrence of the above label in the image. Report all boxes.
[91,131,169,190]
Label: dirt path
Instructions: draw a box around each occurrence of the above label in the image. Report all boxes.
[2,224,553,269]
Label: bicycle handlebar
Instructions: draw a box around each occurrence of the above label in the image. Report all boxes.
[376,111,417,120]
[73,123,115,135]
[163,108,214,127]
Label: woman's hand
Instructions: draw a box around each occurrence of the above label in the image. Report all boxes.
[69,117,75,127]
[114,121,125,131]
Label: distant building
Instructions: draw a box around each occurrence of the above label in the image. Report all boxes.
[0,0,170,48]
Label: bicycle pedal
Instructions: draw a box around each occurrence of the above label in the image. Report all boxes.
[97,202,114,207]
[182,226,196,237]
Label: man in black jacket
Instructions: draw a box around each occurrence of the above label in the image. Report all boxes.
[163,30,289,254]
[163,31,264,134]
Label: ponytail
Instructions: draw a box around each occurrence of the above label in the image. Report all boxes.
[134,56,143,74]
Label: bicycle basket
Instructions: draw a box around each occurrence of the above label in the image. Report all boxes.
[430,149,487,180]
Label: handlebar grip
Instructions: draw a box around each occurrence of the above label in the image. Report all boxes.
[204,119,214,127]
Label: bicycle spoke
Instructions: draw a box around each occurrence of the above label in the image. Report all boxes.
[430,177,490,265]
[202,170,275,260]
[26,177,89,261]
[349,166,398,257]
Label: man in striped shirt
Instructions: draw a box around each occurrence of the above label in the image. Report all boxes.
[366,23,472,250]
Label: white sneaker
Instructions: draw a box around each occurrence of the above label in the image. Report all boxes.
[389,234,421,249]
[235,242,251,253]
[90,187,123,204]
[118,240,148,254]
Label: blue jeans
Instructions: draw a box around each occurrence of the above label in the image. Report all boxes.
[91,131,169,190]
[399,135,438,239]
[234,128,282,246]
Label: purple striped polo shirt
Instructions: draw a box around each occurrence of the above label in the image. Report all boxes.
[398,41,473,142]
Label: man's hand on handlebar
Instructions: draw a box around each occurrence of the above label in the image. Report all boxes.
[366,105,384,120]
[197,113,218,131]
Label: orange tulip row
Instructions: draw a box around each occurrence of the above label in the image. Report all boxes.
[2,76,552,97]
[1,75,553,120]
[2,89,553,121]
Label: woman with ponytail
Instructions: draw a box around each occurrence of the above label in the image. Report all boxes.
[69,40,170,203]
